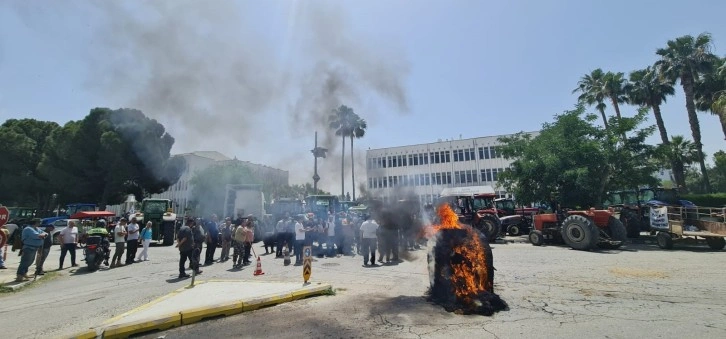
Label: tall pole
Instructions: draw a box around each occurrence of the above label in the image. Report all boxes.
[311,131,327,194]
[313,132,320,192]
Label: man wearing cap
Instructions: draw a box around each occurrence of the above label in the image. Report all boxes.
[16,219,47,282]
[34,224,55,275]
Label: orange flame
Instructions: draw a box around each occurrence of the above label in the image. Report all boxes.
[427,204,491,298]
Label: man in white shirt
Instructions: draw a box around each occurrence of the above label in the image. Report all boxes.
[111,219,128,268]
[294,215,308,265]
[359,215,380,266]
[325,214,336,257]
[125,218,140,264]
[58,220,79,269]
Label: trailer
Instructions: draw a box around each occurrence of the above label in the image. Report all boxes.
[653,206,726,250]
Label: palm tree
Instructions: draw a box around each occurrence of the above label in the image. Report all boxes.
[695,56,726,139]
[658,135,699,191]
[329,105,357,199]
[349,116,366,202]
[656,33,716,192]
[602,71,628,120]
[626,66,676,145]
[574,69,609,129]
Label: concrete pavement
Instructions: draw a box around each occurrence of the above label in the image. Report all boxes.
[0,247,50,291]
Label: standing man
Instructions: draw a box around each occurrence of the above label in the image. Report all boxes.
[125,218,140,264]
[219,218,232,262]
[111,218,128,268]
[58,220,79,269]
[293,215,309,266]
[243,217,255,266]
[275,213,289,258]
[136,221,153,261]
[35,224,54,275]
[16,219,47,282]
[191,219,205,269]
[0,225,8,269]
[325,214,336,257]
[176,219,195,279]
[204,214,220,265]
[359,215,379,266]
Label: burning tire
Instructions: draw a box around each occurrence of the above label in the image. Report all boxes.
[705,237,725,250]
[561,215,598,251]
[475,215,500,241]
[598,216,626,250]
[529,230,544,246]
[656,232,673,249]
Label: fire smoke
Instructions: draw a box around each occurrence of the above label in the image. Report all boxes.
[7,1,410,194]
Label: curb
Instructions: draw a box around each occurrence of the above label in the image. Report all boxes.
[69,282,333,339]
[0,274,46,292]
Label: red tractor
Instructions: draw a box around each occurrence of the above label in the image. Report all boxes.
[528,207,626,251]
[494,198,539,236]
[436,192,501,241]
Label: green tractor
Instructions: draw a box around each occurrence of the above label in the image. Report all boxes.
[132,198,177,246]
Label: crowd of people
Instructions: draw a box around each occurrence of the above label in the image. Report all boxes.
[0,207,427,282]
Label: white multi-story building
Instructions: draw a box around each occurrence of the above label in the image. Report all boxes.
[365,132,538,204]
[108,151,288,215]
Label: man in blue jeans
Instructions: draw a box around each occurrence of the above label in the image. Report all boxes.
[17,219,47,282]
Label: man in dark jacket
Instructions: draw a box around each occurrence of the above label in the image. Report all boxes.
[35,224,54,275]
[204,215,220,265]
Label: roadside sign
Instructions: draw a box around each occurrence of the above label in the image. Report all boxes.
[0,206,9,227]
[302,246,312,283]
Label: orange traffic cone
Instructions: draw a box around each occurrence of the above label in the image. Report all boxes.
[253,256,265,276]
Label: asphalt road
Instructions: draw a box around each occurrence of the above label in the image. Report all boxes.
[2,236,726,339]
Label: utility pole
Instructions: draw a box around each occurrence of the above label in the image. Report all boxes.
[311,131,328,192]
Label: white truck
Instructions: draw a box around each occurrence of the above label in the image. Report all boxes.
[224,184,266,221]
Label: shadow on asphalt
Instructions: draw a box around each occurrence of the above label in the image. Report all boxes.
[69,266,111,276]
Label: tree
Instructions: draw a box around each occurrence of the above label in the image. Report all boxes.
[602,71,629,120]
[573,69,609,129]
[656,135,699,191]
[38,108,184,206]
[626,66,675,145]
[695,56,726,139]
[349,115,367,201]
[497,105,658,208]
[656,33,717,192]
[189,162,258,218]
[329,105,358,199]
[0,119,60,209]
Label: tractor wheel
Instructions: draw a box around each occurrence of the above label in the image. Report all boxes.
[529,230,544,246]
[621,209,640,238]
[162,221,175,246]
[656,232,673,250]
[598,216,627,249]
[475,214,500,242]
[507,224,521,236]
[561,215,598,251]
[705,237,726,250]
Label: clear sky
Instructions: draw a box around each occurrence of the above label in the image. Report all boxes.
[1,0,725,194]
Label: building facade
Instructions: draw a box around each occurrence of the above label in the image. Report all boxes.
[107,151,288,215]
[365,132,538,204]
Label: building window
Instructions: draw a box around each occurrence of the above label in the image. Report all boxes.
[445,172,452,184]
[490,147,497,159]
[425,173,430,185]
[466,170,473,183]
[444,151,451,163]
[423,153,429,165]
[492,168,499,181]
[480,147,490,159]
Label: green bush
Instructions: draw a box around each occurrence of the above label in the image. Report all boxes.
[681,193,726,207]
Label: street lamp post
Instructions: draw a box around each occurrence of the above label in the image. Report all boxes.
[311,131,328,192]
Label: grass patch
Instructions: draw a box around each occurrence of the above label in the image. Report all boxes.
[0,271,60,293]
